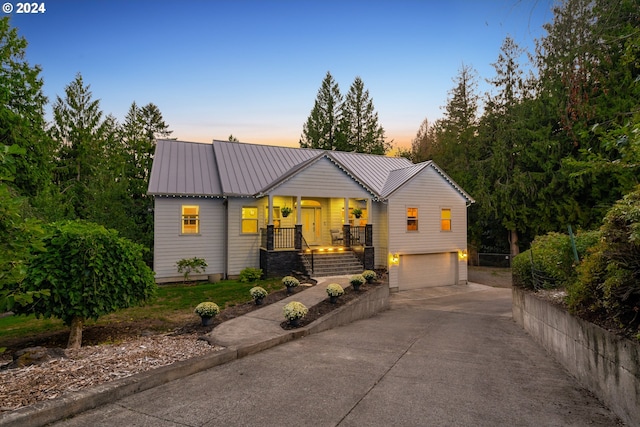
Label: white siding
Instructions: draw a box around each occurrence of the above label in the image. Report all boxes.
[227,198,263,276]
[154,197,225,281]
[387,167,469,289]
[372,201,388,268]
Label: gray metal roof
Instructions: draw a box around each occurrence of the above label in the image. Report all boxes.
[148,140,221,196]
[148,139,474,203]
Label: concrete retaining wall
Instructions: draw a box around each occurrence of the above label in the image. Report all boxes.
[512,287,640,426]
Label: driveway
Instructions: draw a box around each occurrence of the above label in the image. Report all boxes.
[53,284,623,426]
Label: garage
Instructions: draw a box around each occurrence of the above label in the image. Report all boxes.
[398,253,457,290]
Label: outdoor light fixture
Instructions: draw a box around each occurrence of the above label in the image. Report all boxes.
[458,249,468,261]
[389,253,400,265]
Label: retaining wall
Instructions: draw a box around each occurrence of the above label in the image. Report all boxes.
[512,286,640,426]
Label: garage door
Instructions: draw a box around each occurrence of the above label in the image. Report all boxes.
[398,253,456,290]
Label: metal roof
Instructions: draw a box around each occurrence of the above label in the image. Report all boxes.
[147,139,474,203]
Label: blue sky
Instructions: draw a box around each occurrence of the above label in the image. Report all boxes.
[9,0,554,149]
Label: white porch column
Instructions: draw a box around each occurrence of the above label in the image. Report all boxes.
[344,198,349,224]
[296,195,302,224]
[366,198,372,223]
[267,194,274,225]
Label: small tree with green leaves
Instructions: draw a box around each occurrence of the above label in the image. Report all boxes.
[176,257,208,283]
[16,220,156,348]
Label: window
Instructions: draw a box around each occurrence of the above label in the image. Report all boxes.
[181,205,199,234]
[242,206,258,233]
[441,208,452,231]
[265,206,281,228]
[407,207,418,231]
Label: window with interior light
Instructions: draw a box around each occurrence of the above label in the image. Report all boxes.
[242,206,259,233]
[181,205,199,234]
[407,207,418,231]
[441,208,452,231]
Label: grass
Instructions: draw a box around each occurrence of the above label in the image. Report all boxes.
[0,277,285,345]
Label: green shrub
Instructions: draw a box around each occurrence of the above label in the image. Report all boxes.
[512,230,600,289]
[176,257,208,283]
[567,187,640,329]
[239,267,263,283]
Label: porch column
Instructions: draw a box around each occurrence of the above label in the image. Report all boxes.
[343,198,350,248]
[267,194,274,225]
[266,224,274,250]
[365,224,373,246]
[296,195,302,224]
[295,224,302,250]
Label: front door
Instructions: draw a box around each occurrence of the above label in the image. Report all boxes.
[301,207,321,245]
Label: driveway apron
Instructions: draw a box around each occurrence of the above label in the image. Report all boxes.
[52,284,623,426]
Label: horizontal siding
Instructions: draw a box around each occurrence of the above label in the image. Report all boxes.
[274,157,372,199]
[227,198,262,276]
[154,197,225,280]
[373,202,388,268]
[388,167,467,254]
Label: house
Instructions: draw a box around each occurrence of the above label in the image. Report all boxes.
[148,139,474,291]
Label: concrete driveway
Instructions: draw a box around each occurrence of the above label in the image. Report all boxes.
[52,284,623,426]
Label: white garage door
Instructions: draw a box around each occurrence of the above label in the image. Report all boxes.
[398,253,456,290]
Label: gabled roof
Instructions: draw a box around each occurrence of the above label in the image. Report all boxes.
[147,139,474,204]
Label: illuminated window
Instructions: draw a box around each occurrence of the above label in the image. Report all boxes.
[441,208,452,231]
[407,207,418,231]
[181,205,199,234]
[242,206,258,233]
[265,206,281,228]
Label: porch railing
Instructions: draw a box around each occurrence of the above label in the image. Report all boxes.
[260,227,297,249]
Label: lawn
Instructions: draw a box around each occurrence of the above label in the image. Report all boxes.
[0,277,284,347]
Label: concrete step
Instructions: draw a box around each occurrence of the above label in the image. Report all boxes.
[299,251,364,277]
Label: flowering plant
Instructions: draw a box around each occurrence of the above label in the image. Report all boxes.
[362,270,376,282]
[326,283,344,297]
[283,301,308,320]
[281,206,292,217]
[350,274,365,286]
[250,286,268,300]
[194,302,220,317]
[282,276,300,288]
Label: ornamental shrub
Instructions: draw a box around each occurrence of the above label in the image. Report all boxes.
[350,274,365,286]
[16,220,156,348]
[326,283,344,297]
[283,301,308,320]
[250,286,268,300]
[362,270,376,282]
[194,301,220,317]
[176,257,208,283]
[282,276,300,288]
[239,267,263,283]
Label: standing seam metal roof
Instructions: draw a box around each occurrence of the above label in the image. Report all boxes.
[147,139,474,203]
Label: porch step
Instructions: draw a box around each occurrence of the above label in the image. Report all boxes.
[299,251,364,277]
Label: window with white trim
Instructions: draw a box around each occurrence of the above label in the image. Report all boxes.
[407,207,418,231]
[242,206,259,234]
[181,205,200,234]
[441,208,452,231]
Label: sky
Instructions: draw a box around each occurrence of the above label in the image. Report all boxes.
[8,0,555,150]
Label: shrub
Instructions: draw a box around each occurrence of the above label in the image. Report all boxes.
[282,276,300,288]
[15,220,156,348]
[283,301,308,320]
[362,270,376,282]
[239,267,263,283]
[350,274,365,287]
[176,257,208,283]
[194,301,220,317]
[567,187,640,329]
[326,283,344,297]
[250,286,268,300]
[512,230,600,289]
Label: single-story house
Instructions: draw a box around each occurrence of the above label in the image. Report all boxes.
[148,139,474,291]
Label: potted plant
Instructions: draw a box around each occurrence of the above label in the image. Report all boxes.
[282,301,308,327]
[250,286,268,305]
[350,274,365,291]
[326,283,344,304]
[362,270,377,284]
[282,276,300,294]
[352,208,362,219]
[281,206,292,217]
[194,302,220,326]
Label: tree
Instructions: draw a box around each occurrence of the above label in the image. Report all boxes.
[300,71,345,150]
[228,134,239,142]
[0,144,48,312]
[50,73,107,219]
[340,76,390,154]
[0,17,55,211]
[407,117,438,163]
[17,220,156,348]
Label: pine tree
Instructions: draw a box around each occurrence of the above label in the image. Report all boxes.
[340,77,389,155]
[300,72,345,150]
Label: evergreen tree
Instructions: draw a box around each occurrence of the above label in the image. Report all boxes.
[340,77,390,154]
[300,71,345,150]
[51,73,107,219]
